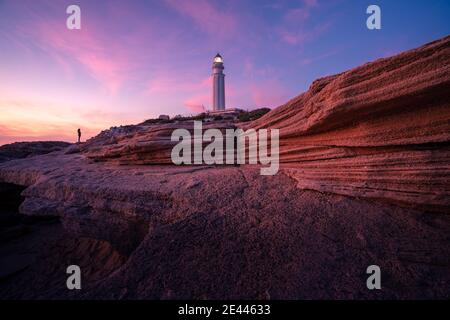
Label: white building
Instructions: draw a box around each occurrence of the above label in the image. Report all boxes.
[212,53,225,111]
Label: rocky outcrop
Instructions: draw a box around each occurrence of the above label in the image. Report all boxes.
[244,35,450,213]
[0,141,71,163]
[0,152,449,299]
[1,36,450,299]
[77,36,450,213]
[82,122,236,165]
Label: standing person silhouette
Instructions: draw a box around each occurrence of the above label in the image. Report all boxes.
[77,128,81,143]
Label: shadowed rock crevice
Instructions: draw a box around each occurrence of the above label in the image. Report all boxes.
[0,182,144,299]
[0,182,26,212]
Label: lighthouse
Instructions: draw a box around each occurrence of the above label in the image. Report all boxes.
[212,53,225,111]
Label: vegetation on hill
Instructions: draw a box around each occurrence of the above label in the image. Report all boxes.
[238,108,271,122]
[140,107,271,125]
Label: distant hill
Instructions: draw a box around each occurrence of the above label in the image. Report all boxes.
[0,141,71,163]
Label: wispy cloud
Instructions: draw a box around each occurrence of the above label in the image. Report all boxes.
[300,48,342,65]
[277,0,328,46]
[250,79,291,108]
[184,93,209,114]
[147,75,210,96]
[28,19,137,94]
[1,0,443,145]
[165,0,238,40]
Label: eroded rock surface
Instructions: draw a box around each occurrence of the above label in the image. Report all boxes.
[1,36,450,299]
[82,122,236,165]
[77,36,450,212]
[246,36,450,213]
[0,153,449,299]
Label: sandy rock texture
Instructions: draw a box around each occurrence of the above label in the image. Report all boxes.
[82,122,236,165]
[0,152,449,299]
[244,36,450,213]
[79,36,450,213]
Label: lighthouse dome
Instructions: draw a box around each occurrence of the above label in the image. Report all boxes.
[213,53,223,63]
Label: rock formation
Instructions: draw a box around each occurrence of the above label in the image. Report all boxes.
[0,154,449,299]
[82,122,236,165]
[0,36,450,299]
[244,35,450,213]
[0,141,70,163]
[79,36,450,213]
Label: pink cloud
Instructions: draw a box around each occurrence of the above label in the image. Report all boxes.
[279,30,307,45]
[184,93,209,113]
[29,20,133,94]
[278,20,332,46]
[250,80,291,108]
[284,0,318,24]
[304,0,319,8]
[278,0,326,46]
[147,75,210,95]
[243,58,281,80]
[301,48,342,65]
[146,71,212,113]
[165,0,238,40]
[284,8,310,24]
[6,0,154,96]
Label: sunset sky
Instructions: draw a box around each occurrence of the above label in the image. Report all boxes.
[1,0,449,145]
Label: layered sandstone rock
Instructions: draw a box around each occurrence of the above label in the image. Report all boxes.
[1,36,450,299]
[82,122,236,165]
[0,152,449,299]
[76,36,450,212]
[243,35,450,213]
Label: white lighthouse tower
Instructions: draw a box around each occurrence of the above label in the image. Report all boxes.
[212,53,225,111]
